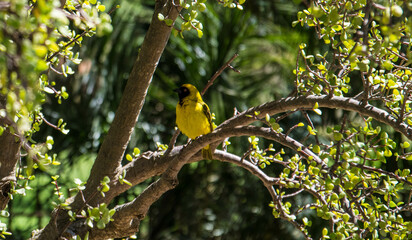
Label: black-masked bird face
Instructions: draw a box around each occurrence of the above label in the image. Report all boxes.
[175,84,203,105]
[175,86,190,101]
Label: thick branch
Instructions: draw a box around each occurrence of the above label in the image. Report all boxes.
[39,94,408,239]
[89,150,279,239]
[218,95,412,140]
[0,127,20,210]
[94,121,324,207]
[112,125,321,200]
[35,1,182,239]
[80,0,181,206]
[87,125,319,239]
[86,95,412,238]
[0,95,20,209]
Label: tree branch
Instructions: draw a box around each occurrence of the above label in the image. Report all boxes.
[38,92,412,238]
[217,95,412,140]
[80,0,182,206]
[86,124,322,239]
[35,0,182,239]
[89,150,279,239]
[91,122,325,207]
[0,127,20,210]
[201,53,239,96]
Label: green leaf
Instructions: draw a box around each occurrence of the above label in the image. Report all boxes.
[122,178,132,186]
[313,108,322,115]
[312,145,320,154]
[101,184,110,192]
[46,136,54,150]
[322,228,328,236]
[109,209,116,217]
[96,219,106,229]
[313,102,322,115]
[84,231,90,240]
[391,5,403,17]
[384,148,392,157]
[333,132,343,141]
[102,176,110,183]
[74,178,83,185]
[97,4,106,12]
[44,87,55,94]
[401,141,410,148]
[197,3,207,12]
[383,60,393,70]
[68,210,76,221]
[87,218,94,228]
[164,19,174,26]
[0,210,9,218]
[197,29,203,38]
[133,147,140,157]
[89,208,98,219]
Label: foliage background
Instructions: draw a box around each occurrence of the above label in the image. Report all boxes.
[2,0,307,239]
[3,0,410,239]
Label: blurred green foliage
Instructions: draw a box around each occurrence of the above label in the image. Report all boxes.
[5,0,411,239]
[1,0,113,237]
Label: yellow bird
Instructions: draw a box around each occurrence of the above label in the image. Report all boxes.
[175,84,213,160]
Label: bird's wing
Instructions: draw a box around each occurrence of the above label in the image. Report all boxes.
[201,102,213,132]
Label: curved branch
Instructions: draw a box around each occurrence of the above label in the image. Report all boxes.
[93,95,412,239]
[87,125,321,239]
[218,95,412,140]
[101,124,323,206]
[213,150,278,201]
[56,94,408,239]
[89,150,280,239]
[212,150,278,187]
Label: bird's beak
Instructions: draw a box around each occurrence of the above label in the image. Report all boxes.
[173,88,180,93]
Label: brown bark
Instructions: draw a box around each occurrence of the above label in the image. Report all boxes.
[85,93,412,238]
[84,94,412,239]
[34,0,181,239]
[0,94,20,210]
[78,0,181,208]
[0,127,20,210]
[218,95,411,140]
[31,88,412,239]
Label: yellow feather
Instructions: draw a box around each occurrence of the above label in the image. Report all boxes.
[175,84,213,160]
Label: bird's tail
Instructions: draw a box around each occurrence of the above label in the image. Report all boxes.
[202,145,213,160]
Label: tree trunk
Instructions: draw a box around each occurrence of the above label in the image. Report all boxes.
[0,125,20,210]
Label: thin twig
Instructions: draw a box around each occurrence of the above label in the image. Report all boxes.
[282,188,304,198]
[201,53,239,96]
[164,129,180,157]
[302,110,320,145]
[39,114,61,131]
[58,185,100,238]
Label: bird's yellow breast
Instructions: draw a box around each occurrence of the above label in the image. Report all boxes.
[176,100,211,139]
